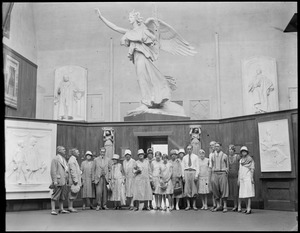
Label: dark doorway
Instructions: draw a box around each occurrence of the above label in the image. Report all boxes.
[138,136,168,156]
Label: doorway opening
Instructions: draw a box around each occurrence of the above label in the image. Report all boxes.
[138,136,168,156]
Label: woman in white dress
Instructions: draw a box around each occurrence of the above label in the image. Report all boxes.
[151,151,163,210]
[238,146,255,214]
[159,154,174,211]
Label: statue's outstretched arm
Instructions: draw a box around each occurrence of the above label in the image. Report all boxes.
[95,8,128,34]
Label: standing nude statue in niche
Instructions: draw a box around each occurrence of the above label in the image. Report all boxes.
[248,68,274,113]
[95,8,197,116]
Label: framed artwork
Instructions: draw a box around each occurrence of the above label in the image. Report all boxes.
[53,65,87,121]
[4,55,19,109]
[5,120,57,199]
[258,119,292,172]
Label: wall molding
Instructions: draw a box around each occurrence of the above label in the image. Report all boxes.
[3,43,38,68]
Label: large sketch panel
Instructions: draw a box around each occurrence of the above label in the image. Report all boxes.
[258,119,291,172]
[54,65,87,121]
[242,56,279,115]
[5,120,57,199]
[4,54,19,109]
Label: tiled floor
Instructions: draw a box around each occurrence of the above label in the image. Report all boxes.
[6,208,298,231]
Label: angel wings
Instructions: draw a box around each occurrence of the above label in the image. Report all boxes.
[144,18,197,56]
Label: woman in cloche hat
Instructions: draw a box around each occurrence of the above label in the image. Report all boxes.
[237,146,255,214]
[132,149,153,211]
[81,151,96,210]
[110,154,126,210]
[123,149,137,210]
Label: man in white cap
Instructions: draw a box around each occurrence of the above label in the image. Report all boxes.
[92,147,112,211]
[123,149,137,210]
[181,144,199,210]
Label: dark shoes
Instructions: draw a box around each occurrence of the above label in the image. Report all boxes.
[67,208,78,213]
[245,209,252,214]
[58,209,70,214]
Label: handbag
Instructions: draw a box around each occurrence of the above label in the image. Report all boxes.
[173,181,182,196]
[159,178,168,190]
[71,183,81,193]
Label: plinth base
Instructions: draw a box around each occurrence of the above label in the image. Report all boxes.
[124,112,190,121]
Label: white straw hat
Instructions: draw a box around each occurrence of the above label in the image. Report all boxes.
[137,149,145,155]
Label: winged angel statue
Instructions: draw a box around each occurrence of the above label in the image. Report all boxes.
[95,9,197,116]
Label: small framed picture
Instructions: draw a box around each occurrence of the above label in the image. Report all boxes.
[4,54,19,109]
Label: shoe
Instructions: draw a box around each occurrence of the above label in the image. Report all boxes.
[58,209,70,214]
[103,206,109,210]
[193,206,198,211]
[237,209,242,212]
[96,206,101,211]
[185,207,191,211]
[129,206,134,210]
[210,206,216,211]
[51,210,58,215]
[201,206,205,210]
[243,210,247,213]
[245,209,252,214]
[163,207,167,211]
[212,206,222,212]
[68,208,78,213]
[223,208,228,213]
[232,207,237,212]
[82,206,86,210]
[176,206,179,210]
[90,206,95,210]
[204,206,208,210]
[114,207,118,210]
[133,207,139,211]
[153,207,158,210]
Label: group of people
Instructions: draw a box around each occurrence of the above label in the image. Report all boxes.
[49,141,255,215]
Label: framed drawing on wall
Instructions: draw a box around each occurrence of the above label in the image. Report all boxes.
[5,119,57,199]
[4,54,19,109]
[258,119,292,172]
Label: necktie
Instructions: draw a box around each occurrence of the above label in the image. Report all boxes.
[188,154,192,167]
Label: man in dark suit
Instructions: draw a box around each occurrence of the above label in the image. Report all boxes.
[92,147,112,210]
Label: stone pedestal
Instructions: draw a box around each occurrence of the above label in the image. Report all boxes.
[124,113,190,121]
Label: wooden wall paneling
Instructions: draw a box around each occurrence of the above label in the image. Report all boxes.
[263,179,295,211]
[86,126,103,156]
[168,124,189,151]
[291,113,298,211]
[200,124,218,155]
